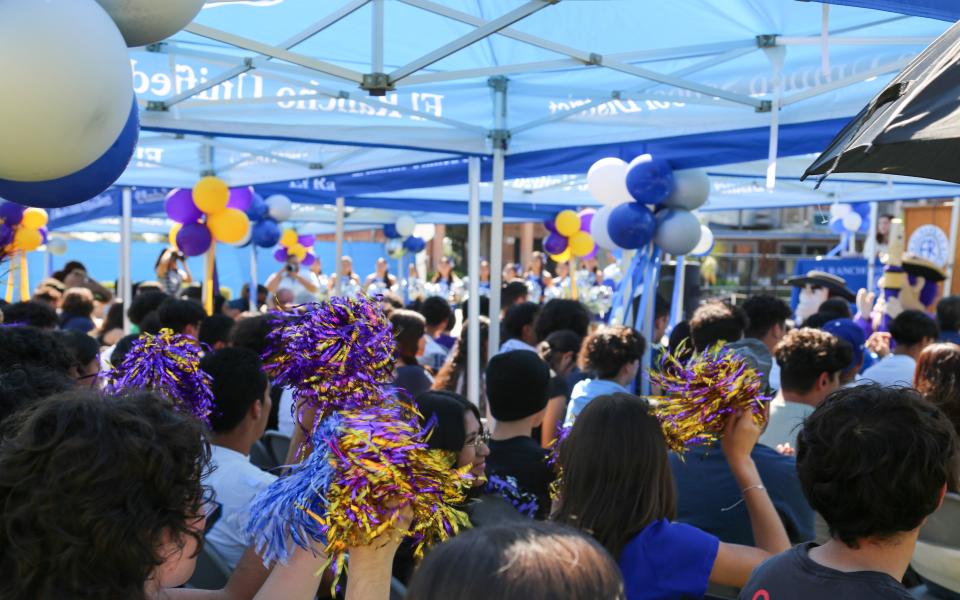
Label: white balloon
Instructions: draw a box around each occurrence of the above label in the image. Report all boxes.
[265,195,293,222]
[829,203,852,220]
[413,223,436,242]
[587,158,633,207]
[590,204,618,250]
[395,215,416,238]
[842,212,863,232]
[94,0,205,47]
[45,238,68,256]
[662,169,710,210]
[690,225,714,257]
[654,209,702,255]
[0,0,133,182]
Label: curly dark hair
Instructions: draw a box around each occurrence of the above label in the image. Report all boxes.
[774,328,852,393]
[2,301,59,329]
[689,301,748,351]
[0,390,211,599]
[741,295,792,339]
[915,343,960,441]
[578,326,645,379]
[0,325,77,373]
[797,385,958,548]
[534,299,591,343]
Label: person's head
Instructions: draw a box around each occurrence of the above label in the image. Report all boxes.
[797,385,957,548]
[274,288,294,311]
[689,301,747,351]
[0,325,76,375]
[890,309,939,354]
[155,247,183,270]
[33,278,65,308]
[420,296,452,332]
[486,350,551,425]
[579,326,645,385]
[415,390,488,485]
[534,299,591,343]
[501,279,530,309]
[0,365,74,427]
[503,263,519,280]
[390,309,427,365]
[229,314,275,356]
[200,347,271,445]
[553,393,675,558]
[2,301,58,329]
[775,328,851,403]
[100,301,125,334]
[529,251,546,274]
[158,298,206,338]
[914,343,960,437]
[128,290,168,328]
[800,311,837,329]
[652,294,671,344]
[480,259,490,280]
[539,329,582,377]
[134,281,164,296]
[438,255,454,278]
[55,330,101,389]
[821,318,866,385]
[878,214,893,238]
[375,256,388,276]
[937,295,960,334]
[0,390,211,598]
[433,316,490,398]
[284,253,301,273]
[667,320,693,363]
[54,260,87,284]
[503,302,540,346]
[198,314,235,351]
[240,283,269,306]
[741,294,792,351]
[819,297,852,319]
[555,261,569,279]
[61,287,95,319]
[340,255,354,276]
[406,521,625,600]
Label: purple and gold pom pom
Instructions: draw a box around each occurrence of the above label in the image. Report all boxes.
[105,328,214,425]
[649,343,769,455]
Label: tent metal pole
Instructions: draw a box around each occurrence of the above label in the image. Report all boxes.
[372,0,384,73]
[487,78,507,358]
[764,45,785,190]
[668,255,686,331]
[867,201,879,295]
[121,187,133,334]
[335,197,345,296]
[249,245,258,312]
[467,156,482,408]
[947,197,960,295]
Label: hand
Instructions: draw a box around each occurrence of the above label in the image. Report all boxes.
[721,410,762,467]
[776,443,795,457]
[866,331,891,358]
[855,288,874,319]
[347,504,412,558]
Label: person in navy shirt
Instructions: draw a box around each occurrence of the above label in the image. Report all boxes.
[553,393,790,600]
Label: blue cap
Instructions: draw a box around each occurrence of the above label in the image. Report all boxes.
[822,318,865,373]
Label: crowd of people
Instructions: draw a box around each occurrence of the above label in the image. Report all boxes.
[0,251,958,600]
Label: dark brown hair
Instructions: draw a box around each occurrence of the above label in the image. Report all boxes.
[406,521,625,600]
[390,309,426,366]
[915,343,960,439]
[578,326,645,379]
[552,393,676,558]
[689,300,748,351]
[774,328,852,393]
[433,316,489,395]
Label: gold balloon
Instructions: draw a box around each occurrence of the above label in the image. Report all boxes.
[207,208,250,244]
[192,176,230,214]
[21,207,48,229]
[169,223,182,249]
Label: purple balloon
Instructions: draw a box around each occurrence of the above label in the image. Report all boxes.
[227,187,254,212]
[165,188,203,224]
[0,223,13,247]
[543,219,558,234]
[40,228,48,244]
[579,209,596,233]
[543,232,569,255]
[176,222,212,257]
[0,202,25,225]
[274,247,289,262]
[302,253,316,267]
[298,234,315,247]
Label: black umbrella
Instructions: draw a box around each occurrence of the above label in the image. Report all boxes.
[803,20,960,185]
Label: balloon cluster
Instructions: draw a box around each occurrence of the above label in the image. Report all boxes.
[248,194,293,249]
[0,0,202,208]
[384,216,434,258]
[0,202,49,255]
[165,178,254,256]
[274,229,317,266]
[586,155,712,256]
[543,209,596,263]
[828,203,870,234]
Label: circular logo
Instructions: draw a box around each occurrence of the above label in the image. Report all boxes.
[907,224,949,267]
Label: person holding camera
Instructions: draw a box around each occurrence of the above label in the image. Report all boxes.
[155,248,194,296]
[266,254,321,306]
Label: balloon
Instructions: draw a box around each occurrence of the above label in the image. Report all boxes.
[231,226,252,248]
[266,195,293,221]
[0,0,132,182]
[831,218,846,234]
[395,215,416,238]
[193,176,230,215]
[578,209,596,233]
[207,208,250,244]
[829,203,851,220]
[280,229,298,248]
[252,219,281,248]
[93,0,206,47]
[39,228,47,245]
[383,224,401,239]
[569,231,596,258]
[12,227,42,252]
[46,238,67,256]
[403,236,426,253]
[414,223,436,242]
[274,247,289,262]
[0,98,139,208]
[607,203,656,249]
[852,202,872,233]
[169,223,182,249]
[297,234,315,248]
[549,248,573,263]
[654,209,702,255]
[227,187,254,212]
[554,210,581,237]
[543,233,568,255]
[662,169,710,211]
[165,188,203,224]
[690,225,714,257]
[20,208,47,229]
[246,194,269,221]
[176,222,212,257]
[302,253,316,267]
[543,219,558,234]
[289,245,308,261]
[0,223,12,249]
[587,157,633,206]
[842,212,863,232]
[590,204,618,250]
[625,155,675,205]
[385,239,403,254]
[0,202,25,225]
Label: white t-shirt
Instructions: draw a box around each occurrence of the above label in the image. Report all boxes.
[420,336,451,371]
[497,338,538,355]
[759,394,815,449]
[857,354,916,388]
[277,387,296,438]
[205,445,277,570]
[276,269,322,304]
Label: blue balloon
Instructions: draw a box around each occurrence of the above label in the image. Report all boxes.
[851,202,871,233]
[607,203,656,249]
[403,236,426,253]
[252,218,281,248]
[246,193,269,221]
[830,218,846,234]
[0,98,139,209]
[384,224,401,239]
[625,157,674,205]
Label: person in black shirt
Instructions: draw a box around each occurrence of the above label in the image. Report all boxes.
[740,385,958,600]
[485,350,553,518]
